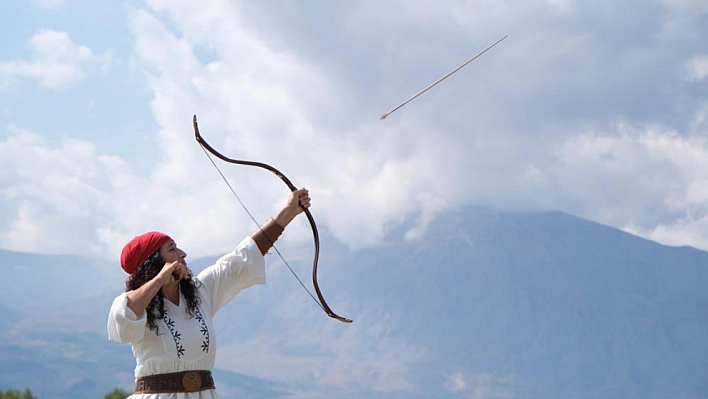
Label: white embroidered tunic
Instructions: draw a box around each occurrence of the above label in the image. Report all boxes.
[107,237,265,398]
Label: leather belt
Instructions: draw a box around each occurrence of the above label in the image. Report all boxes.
[135,370,215,394]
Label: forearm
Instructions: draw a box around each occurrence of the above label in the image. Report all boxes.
[126,277,164,317]
[251,189,308,255]
[251,218,285,255]
[273,204,300,228]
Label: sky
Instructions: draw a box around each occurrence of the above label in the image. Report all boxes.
[1,0,707,260]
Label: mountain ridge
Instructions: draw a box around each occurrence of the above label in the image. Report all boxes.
[2,207,706,399]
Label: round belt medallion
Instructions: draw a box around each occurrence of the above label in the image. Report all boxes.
[182,372,203,391]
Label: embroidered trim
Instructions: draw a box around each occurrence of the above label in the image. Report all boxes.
[194,306,210,353]
[162,309,185,358]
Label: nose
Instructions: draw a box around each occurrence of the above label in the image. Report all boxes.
[179,249,187,259]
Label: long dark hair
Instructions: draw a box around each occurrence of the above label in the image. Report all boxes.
[126,250,201,333]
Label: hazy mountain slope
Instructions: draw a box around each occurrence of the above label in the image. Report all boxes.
[2,208,706,399]
[335,208,708,398]
[0,308,289,399]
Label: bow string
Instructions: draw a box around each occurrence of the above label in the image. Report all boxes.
[193,115,352,323]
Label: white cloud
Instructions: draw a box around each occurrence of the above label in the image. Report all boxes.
[552,123,708,248]
[443,370,516,399]
[690,102,708,132]
[0,29,93,90]
[0,124,253,259]
[0,126,121,253]
[124,4,451,251]
[545,0,575,15]
[687,54,708,81]
[448,371,467,392]
[1,0,707,259]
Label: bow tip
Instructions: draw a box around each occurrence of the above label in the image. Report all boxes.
[329,313,353,323]
[193,115,202,140]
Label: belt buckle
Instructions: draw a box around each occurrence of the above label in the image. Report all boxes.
[182,372,203,392]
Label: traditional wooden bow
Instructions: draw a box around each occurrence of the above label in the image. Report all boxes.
[193,115,352,323]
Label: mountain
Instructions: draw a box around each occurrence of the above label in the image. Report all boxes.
[0,321,287,399]
[341,209,708,398]
[1,208,707,399]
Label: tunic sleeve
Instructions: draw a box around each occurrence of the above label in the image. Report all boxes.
[196,236,266,315]
[107,292,147,344]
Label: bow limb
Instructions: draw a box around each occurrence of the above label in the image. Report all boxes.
[193,115,352,323]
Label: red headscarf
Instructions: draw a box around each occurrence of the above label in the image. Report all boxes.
[120,231,172,274]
